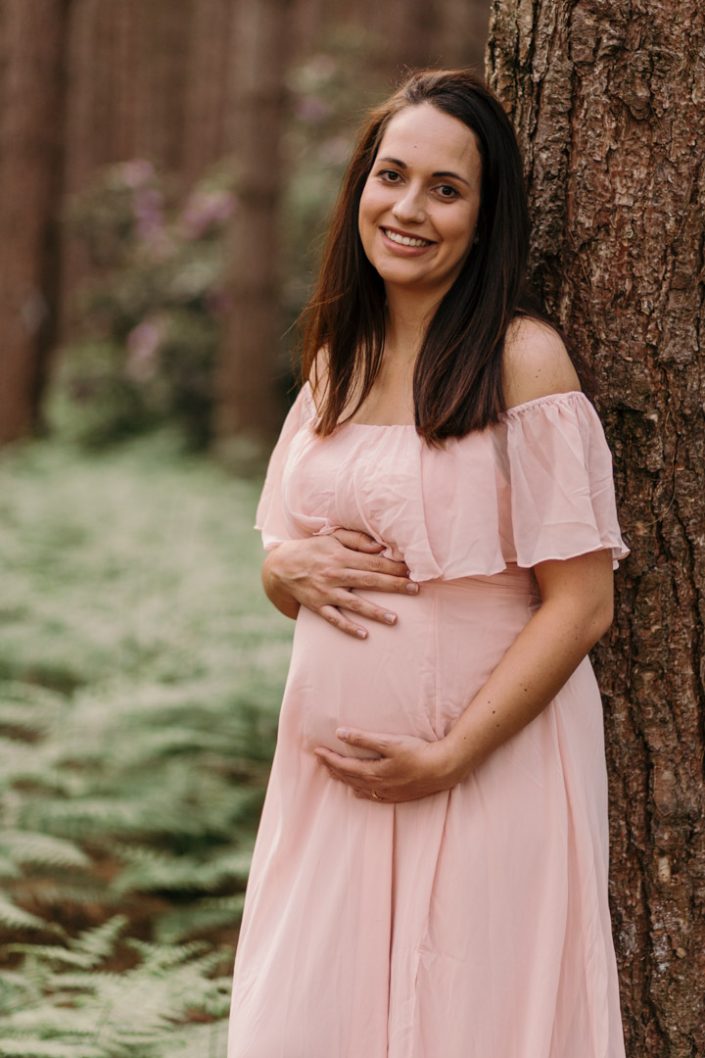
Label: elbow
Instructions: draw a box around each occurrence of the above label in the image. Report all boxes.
[587,596,614,646]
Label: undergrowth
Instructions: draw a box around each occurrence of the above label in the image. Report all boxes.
[0,434,291,1055]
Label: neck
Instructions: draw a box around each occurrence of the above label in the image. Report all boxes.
[383,284,442,365]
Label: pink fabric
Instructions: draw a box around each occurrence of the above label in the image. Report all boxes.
[228,385,629,1058]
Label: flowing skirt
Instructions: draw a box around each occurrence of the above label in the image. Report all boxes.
[227,567,625,1058]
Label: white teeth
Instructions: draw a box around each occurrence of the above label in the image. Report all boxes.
[383,228,431,248]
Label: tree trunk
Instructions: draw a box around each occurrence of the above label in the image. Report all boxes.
[182,0,234,183]
[0,0,70,443]
[486,2,705,1055]
[214,0,292,462]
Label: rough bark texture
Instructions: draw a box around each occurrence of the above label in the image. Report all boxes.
[487,2,705,1055]
[0,0,69,442]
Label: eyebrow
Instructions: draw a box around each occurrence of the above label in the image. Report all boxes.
[378,156,470,187]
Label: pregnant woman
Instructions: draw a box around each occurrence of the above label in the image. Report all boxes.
[227,68,629,1058]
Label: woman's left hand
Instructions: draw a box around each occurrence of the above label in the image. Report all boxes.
[314,728,463,803]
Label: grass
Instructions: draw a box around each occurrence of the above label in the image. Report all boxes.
[0,431,292,1056]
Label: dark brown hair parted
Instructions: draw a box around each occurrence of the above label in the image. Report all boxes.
[298,68,577,444]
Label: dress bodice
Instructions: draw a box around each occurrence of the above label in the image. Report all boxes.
[255,381,629,581]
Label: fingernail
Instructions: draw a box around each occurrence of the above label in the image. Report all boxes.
[384,612,397,624]
[337,728,349,739]
[405,582,419,594]
[356,628,368,639]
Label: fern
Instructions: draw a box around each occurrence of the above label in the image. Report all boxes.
[0,436,291,1052]
[0,894,49,931]
[155,894,246,944]
[0,831,91,870]
[1,920,231,1056]
[112,845,252,895]
[0,1040,103,1057]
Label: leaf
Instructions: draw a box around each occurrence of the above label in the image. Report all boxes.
[0,1040,102,1058]
[0,830,92,870]
[0,895,48,931]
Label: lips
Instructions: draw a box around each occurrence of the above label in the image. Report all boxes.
[382,226,435,248]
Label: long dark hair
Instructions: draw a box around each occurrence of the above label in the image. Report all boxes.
[299,68,572,443]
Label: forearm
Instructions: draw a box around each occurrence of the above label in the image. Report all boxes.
[262,549,300,620]
[445,598,612,779]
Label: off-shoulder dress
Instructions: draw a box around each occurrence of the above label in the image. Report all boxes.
[227,382,629,1058]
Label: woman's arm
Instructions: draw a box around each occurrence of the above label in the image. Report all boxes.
[441,548,614,775]
[261,529,420,637]
[315,321,615,798]
[316,549,614,799]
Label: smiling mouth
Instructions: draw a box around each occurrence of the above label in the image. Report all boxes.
[382,227,434,248]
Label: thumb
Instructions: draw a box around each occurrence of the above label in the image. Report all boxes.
[333,529,385,553]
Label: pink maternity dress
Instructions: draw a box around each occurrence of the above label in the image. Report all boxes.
[227,381,629,1058]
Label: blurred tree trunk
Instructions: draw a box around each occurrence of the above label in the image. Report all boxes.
[0,0,70,443]
[183,0,234,183]
[214,0,292,461]
[487,2,705,1056]
[60,0,195,337]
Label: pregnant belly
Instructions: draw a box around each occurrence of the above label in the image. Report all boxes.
[279,578,536,761]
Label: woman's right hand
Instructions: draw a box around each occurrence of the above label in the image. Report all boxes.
[262,529,419,638]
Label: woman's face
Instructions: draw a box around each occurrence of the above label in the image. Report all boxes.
[358,102,483,300]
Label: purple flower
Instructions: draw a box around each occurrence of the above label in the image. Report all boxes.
[120,160,155,189]
[295,94,332,124]
[180,189,235,239]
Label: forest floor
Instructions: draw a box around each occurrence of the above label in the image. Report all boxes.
[0,433,291,1057]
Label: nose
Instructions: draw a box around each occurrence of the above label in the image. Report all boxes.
[392,182,426,225]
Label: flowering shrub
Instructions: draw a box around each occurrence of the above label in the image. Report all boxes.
[55,160,236,448]
[54,36,387,450]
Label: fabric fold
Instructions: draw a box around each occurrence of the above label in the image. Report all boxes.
[254,384,317,550]
[254,384,630,577]
[502,392,630,571]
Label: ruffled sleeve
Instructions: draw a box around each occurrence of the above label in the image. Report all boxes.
[502,392,630,571]
[254,382,316,550]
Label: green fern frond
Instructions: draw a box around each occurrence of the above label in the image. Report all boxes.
[0,1039,102,1058]
[4,916,127,971]
[125,937,209,970]
[1,945,96,969]
[67,915,128,964]
[0,894,50,931]
[154,894,245,944]
[0,830,92,870]
[152,1018,228,1058]
[112,845,252,895]
[0,853,21,879]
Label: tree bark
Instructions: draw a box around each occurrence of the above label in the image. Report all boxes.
[0,0,70,442]
[487,2,705,1055]
[214,0,293,461]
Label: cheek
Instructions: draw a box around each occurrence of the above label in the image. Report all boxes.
[359,183,390,227]
[443,207,477,251]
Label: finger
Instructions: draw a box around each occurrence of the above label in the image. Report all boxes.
[343,570,420,595]
[336,728,394,755]
[319,760,392,802]
[315,747,383,777]
[318,604,369,640]
[320,760,369,792]
[343,552,410,577]
[331,591,398,626]
[332,529,386,553]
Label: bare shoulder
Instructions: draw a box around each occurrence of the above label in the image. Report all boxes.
[502,316,581,409]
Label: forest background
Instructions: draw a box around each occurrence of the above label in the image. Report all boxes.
[0,1,703,1057]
